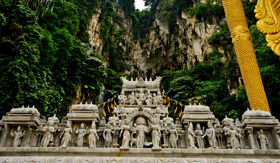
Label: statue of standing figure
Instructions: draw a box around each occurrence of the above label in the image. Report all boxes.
[195,123,205,148]
[145,90,152,105]
[120,119,131,148]
[205,121,218,148]
[169,123,178,148]
[88,123,99,148]
[129,92,136,105]
[41,119,56,147]
[10,125,25,147]
[151,119,161,148]
[103,124,113,148]
[188,122,196,148]
[75,122,87,147]
[60,122,72,148]
[118,91,127,105]
[155,91,163,106]
[225,124,240,149]
[258,129,269,149]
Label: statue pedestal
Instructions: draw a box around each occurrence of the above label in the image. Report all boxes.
[120,147,129,150]
[151,147,161,151]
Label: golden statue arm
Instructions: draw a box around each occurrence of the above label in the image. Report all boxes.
[254,0,280,56]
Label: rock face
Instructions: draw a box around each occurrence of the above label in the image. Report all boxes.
[87,4,223,76]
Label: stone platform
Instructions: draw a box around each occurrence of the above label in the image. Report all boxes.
[0,148,280,162]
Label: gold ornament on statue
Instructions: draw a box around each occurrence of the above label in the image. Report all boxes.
[254,0,280,56]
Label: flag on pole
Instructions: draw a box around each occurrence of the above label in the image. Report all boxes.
[174,101,178,113]
[179,109,182,117]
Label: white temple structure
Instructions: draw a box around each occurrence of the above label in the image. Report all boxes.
[0,77,279,162]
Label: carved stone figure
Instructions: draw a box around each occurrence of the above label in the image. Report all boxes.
[120,119,131,148]
[41,119,56,147]
[225,124,240,149]
[118,91,127,105]
[155,91,163,106]
[151,119,161,148]
[205,121,218,148]
[258,129,269,149]
[129,92,136,105]
[188,122,196,148]
[75,122,87,147]
[145,90,152,105]
[134,117,149,148]
[152,93,157,106]
[169,123,178,148]
[195,123,205,148]
[10,125,25,147]
[60,122,72,148]
[88,123,99,148]
[103,124,113,148]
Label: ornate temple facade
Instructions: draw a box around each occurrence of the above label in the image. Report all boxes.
[0,77,280,162]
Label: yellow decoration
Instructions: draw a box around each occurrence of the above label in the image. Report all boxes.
[114,100,117,106]
[103,109,106,117]
[103,103,106,107]
[222,0,271,112]
[179,110,182,117]
[111,103,114,109]
[107,105,110,113]
[254,0,280,56]
[174,101,178,113]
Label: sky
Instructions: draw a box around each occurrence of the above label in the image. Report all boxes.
[134,0,148,11]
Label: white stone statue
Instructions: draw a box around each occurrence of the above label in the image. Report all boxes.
[41,119,56,147]
[169,123,178,148]
[205,121,218,148]
[118,91,127,105]
[145,90,152,105]
[225,124,240,149]
[60,122,72,148]
[188,122,196,148]
[88,123,99,148]
[120,119,131,148]
[129,92,136,105]
[75,122,87,147]
[152,93,157,106]
[138,88,146,101]
[103,124,113,148]
[10,125,25,147]
[258,129,269,149]
[135,117,149,148]
[151,119,161,148]
[155,91,163,106]
[195,123,205,148]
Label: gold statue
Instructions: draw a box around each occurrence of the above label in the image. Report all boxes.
[254,0,280,56]
[222,0,271,112]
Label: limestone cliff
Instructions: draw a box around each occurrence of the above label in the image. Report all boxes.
[87,2,224,76]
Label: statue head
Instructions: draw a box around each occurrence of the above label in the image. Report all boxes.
[80,122,85,129]
[66,121,71,128]
[153,93,156,97]
[196,123,201,130]
[260,129,264,134]
[121,91,125,95]
[131,92,134,95]
[17,125,22,132]
[91,123,96,129]
[157,91,161,95]
[147,90,150,95]
[171,123,176,129]
[189,122,193,129]
[207,121,213,128]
